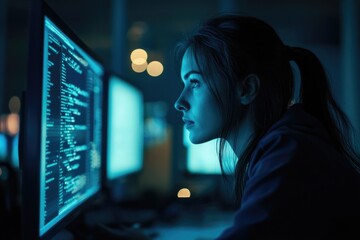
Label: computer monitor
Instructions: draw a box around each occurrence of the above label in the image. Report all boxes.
[183,127,236,175]
[102,72,144,188]
[21,2,104,239]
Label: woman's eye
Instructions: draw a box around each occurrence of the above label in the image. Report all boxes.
[190,79,200,88]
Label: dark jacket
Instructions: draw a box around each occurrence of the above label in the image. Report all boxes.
[217,104,360,240]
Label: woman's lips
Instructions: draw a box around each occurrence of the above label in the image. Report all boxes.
[182,118,195,129]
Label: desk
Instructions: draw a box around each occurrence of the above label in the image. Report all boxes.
[74,202,235,240]
[143,206,234,240]
[145,224,230,240]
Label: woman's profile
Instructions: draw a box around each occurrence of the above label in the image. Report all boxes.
[104,14,360,240]
[174,14,360,239]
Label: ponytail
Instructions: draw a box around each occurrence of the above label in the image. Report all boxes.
[289,47,334,131]
[288,46,360,172]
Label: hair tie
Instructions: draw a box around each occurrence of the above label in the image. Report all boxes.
[285,45,301,105]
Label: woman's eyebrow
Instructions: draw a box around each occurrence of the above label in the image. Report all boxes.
[182,70,202,80]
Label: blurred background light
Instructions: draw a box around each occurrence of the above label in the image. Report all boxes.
[130,48,148,65]
[131,61,148,73]
[177,188,191,198]
[147,61,163,77]
[0,115,5,132]
[6,113,19,136]
[127,21,149,43]
[8,96,21,114]
[0,133,7,159]
[12,133,19,168]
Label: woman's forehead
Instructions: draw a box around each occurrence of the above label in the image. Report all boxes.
[181,48,201,79]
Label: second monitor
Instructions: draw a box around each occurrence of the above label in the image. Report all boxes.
[103,73,144,189]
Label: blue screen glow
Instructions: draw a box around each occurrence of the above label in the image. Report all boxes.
[107,75,144,180]
[183,128,236,175]
[39,17,103,236]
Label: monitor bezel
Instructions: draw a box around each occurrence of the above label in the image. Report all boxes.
[21,1,105,239]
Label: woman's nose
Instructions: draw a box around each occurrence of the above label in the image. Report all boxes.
[174,92,189,112]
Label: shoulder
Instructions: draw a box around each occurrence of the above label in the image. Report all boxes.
[246,129,300,184]
[249,106,343,175]
[245,119,360,203]
[251,126,319,163]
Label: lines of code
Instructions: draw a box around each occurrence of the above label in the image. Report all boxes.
[41,22,102,228]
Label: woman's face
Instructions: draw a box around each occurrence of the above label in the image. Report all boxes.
[174,48,223,144]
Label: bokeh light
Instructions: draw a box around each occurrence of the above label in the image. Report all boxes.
[127,21,149,42]
[131,61,148,73]
[147,61,163,77]
[130,48,148,65]
[6,113,20,136]
[177,188,191,198]
[9,96,21,113]
[0,116,6,132]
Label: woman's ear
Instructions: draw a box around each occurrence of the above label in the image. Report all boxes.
[237,74,260,105]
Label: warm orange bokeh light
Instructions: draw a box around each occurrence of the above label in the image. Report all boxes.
[131,61,148,73]
[177,188,191,198]
[130,48,148,65]
[147,61,163,77]
[6,113,20,136]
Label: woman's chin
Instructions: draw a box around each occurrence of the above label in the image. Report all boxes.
[189,134,214,144]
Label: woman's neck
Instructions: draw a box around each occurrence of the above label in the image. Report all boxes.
[227,111,256,159]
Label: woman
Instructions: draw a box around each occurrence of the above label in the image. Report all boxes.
[174,15,360,239]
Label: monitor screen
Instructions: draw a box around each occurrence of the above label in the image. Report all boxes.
[183,128,236,175]
[21,2,104,239]
[105,74,144,181]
